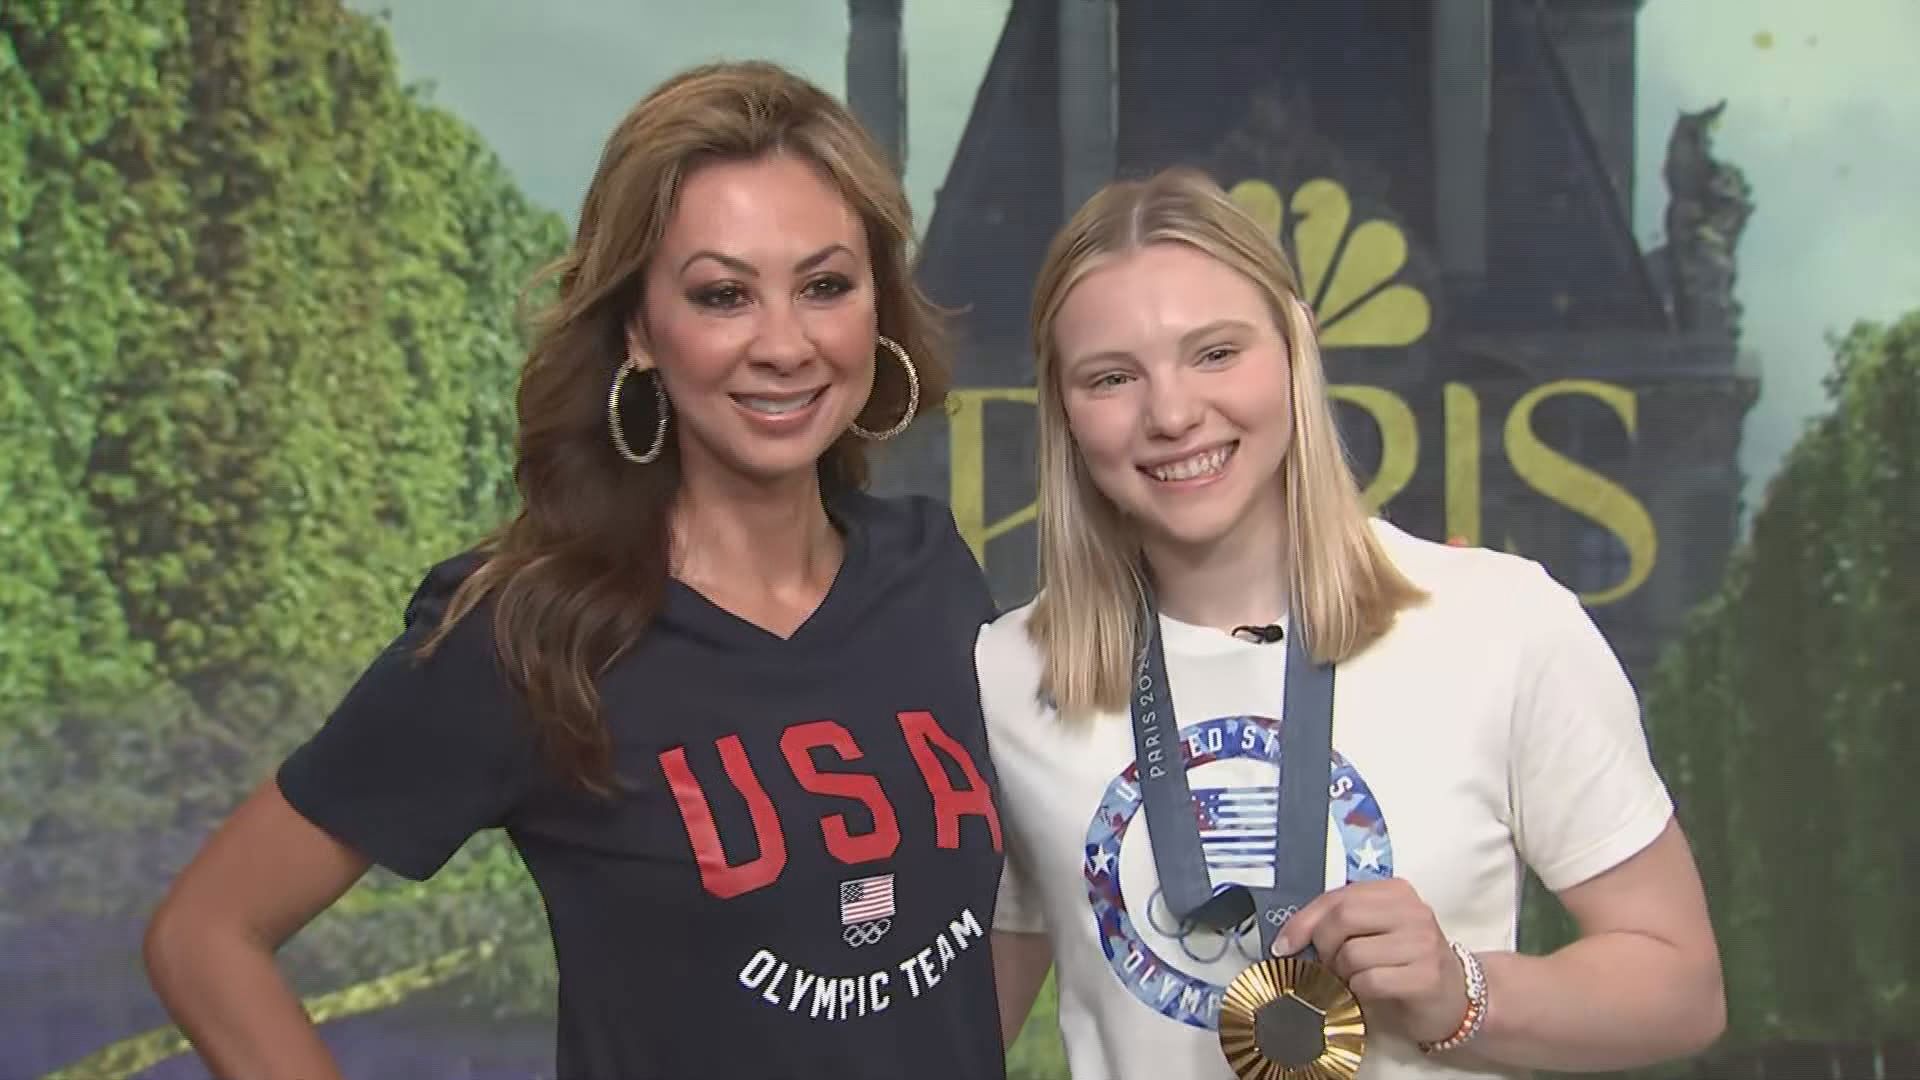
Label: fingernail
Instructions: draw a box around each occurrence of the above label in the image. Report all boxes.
[1271,933,1292,956]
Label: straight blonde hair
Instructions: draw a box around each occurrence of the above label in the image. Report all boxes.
[1027,167,1425,718]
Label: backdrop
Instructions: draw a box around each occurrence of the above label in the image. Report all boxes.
[2,2,1914,1078]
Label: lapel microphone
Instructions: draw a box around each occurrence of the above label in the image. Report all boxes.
[1231,623,1285,644]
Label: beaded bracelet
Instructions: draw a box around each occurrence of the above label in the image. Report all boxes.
[1419,941,1489,1055]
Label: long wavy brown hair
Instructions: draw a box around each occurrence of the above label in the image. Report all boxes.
[421,61,950,795]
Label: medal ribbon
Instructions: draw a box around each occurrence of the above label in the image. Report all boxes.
[1128,600,1336,957]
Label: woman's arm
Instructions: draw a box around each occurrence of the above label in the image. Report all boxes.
[1447,564,1724,1069]
[144,777,375,1080]
[1279,818,1723,1072]
[1458,817,1725,1071]
[990,930,1055,1048]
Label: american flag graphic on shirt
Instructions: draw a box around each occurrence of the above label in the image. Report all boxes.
[839,873,895,925]
[1193,785,1279,882]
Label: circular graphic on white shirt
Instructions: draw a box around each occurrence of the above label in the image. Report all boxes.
[1083,712,1393,1030]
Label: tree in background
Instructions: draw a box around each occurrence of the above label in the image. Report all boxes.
[0,0,160,708]
[1647,310,1917,1045]
[1521,308,1920,1075]
[0,0,567,1034]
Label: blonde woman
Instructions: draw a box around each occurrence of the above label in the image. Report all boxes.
[981,168,1724,1079]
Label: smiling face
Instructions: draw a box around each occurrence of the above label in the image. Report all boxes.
[633,152,879,486]
[1052,242,1295,557]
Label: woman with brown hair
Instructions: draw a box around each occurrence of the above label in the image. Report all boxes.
[143,61,1007,1080]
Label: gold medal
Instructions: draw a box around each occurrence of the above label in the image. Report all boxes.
[1218,956,1366,1080]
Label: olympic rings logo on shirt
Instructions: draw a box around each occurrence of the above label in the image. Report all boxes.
[843,918,892,948]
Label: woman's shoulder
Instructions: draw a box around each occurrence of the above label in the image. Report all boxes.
[974,599,1047,699]
[972,600,1057,741]
[977,597,1040,650]
[837,490,972,560]
[834,490,999,628]
[832,487,940,525]
[1366,519,1602,664]
[1369,518,1575,614]
[385,549,509,673]
[403,550,488,626]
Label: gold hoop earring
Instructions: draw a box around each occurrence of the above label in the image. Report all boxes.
[850,335,919,442]
[608,358,670,464]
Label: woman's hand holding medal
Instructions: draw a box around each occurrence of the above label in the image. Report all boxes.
[1269,879,1472,1047]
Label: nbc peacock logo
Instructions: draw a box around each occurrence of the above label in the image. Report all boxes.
[1226,178,1431,349]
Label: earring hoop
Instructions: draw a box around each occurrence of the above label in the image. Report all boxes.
[608,358,670,464]
[850,335,919,442]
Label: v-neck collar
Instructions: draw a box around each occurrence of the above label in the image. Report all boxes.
[658,495,870,653]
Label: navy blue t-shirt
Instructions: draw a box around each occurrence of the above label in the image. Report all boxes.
[277,492,1007,1080]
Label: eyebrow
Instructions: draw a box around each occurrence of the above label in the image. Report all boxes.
[1065,318,1258,373]
[679,243,855,277]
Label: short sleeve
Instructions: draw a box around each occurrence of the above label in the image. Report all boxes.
[976,620,1046,934]
[932,498,999,629]
[1509,570,1675,893]
[993,833,1047,934]
[276,554,537,881]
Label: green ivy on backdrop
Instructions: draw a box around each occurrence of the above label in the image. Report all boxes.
[0,0,565,1025]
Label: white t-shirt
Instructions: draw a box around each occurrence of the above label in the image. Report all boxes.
[978,520,1674,1080]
